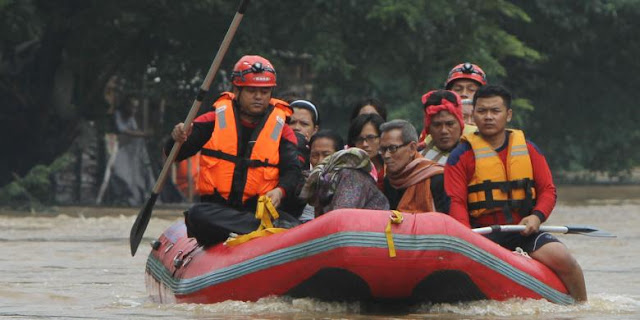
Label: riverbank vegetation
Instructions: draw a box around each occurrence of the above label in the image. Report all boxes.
[1,1,638,207]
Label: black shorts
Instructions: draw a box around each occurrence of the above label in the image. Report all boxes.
[484,231,561,253]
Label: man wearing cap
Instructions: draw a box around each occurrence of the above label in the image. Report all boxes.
[166,55,302,246]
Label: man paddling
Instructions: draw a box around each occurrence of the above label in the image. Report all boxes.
[445,85,587,302]
[166,55,302,246]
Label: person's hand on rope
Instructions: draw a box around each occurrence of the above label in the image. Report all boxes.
[264,187,284,208]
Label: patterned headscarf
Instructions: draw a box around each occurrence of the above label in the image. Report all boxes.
[300,148,371,207]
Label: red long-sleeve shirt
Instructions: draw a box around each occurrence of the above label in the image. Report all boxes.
[444,131,556,228]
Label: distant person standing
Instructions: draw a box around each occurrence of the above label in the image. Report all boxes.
[96,76,121,204]
[101,94,155,205]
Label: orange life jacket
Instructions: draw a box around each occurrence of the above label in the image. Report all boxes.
[462,129,536,222]
[175,153,199,197]
[197,92,292,205]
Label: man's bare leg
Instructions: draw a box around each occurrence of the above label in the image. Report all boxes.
[531,242,587,302]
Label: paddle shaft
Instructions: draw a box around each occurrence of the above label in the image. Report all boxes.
[129,0,250,256]
[473,225,568,235]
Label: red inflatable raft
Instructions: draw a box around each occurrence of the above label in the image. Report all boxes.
[145,209,574,305]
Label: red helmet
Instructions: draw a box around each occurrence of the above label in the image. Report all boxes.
[445,62,487,89]
[231,55,277,87]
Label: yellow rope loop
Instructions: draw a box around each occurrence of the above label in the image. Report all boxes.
[224,195,285,247]
[385,210,404,258]
[256,196,280,230]
[224,228,287,247]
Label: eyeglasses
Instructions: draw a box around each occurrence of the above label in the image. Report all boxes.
[378,142,411,155]
[354,134,379,145]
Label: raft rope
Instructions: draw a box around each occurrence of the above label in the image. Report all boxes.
[385,210,404,258]
[513,247,531,258]
[224,196,287,247]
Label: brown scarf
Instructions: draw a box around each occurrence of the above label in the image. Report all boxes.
[387,152,444,213]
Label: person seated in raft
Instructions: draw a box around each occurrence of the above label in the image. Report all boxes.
[418,89,474,165]
[380,120,450,213]
[278,99,320,219]
[166,55,302,246]
[349,96,388,121]
[444,62,488,126]
[300,148,389,217]
[444,85,587,302]
[298,129,346,223]
[289,99,320,144]
[348,113,386,191]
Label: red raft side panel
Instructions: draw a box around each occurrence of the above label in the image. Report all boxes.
[145,210,574,305]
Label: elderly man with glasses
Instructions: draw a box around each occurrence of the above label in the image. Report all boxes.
[380,120,450,213]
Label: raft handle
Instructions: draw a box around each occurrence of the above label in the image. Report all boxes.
[150,240,161,251]
[173,250,184,268]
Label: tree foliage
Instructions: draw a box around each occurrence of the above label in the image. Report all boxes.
[1,0,638,188]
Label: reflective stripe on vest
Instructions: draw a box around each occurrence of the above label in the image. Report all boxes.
[197,92,290,203]
[462,129,536,221]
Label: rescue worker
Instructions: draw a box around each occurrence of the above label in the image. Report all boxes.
[381,120,449,213]
[444,62,488,125]
[419,90,466,165]
[166,55,303,246]
[445,85,587,301]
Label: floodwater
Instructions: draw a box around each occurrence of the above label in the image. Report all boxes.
[1,185,639,320]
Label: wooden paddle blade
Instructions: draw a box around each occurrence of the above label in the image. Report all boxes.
[565,225,616,238]
[129,193,159,256]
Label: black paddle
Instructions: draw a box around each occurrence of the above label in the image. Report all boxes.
[472,224,616,238]
[129,0,251,256]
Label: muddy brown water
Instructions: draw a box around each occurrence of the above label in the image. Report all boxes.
[1,185,639,319]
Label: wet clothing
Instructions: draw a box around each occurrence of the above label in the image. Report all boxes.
[445,130,556,229]
[484,231,560,253]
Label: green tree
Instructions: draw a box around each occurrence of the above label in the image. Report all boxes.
[505,0,640,176]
